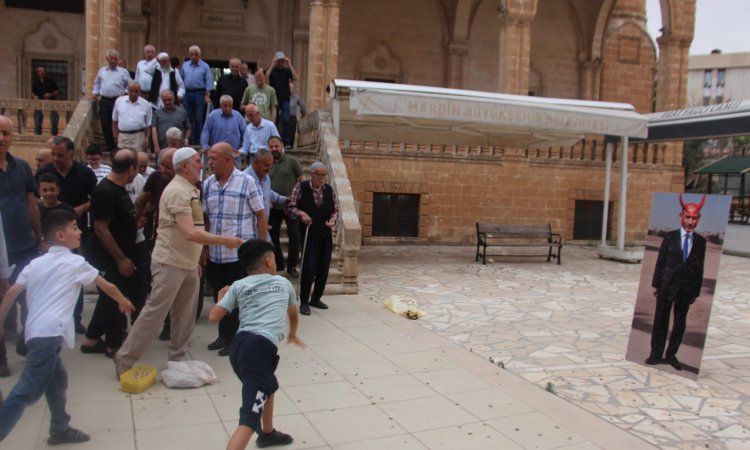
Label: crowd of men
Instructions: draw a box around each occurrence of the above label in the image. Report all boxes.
[0,44,334,382]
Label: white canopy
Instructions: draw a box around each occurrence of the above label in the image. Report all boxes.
[331,79,647,149]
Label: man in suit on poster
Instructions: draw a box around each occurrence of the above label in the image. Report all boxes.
[646,194,707,371]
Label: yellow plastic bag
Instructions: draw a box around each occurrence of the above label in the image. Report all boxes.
[384,295,425,320]
[119,366,157,394]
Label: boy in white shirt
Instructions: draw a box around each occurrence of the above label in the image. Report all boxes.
[0,210,134,445]
[209,240,303,450]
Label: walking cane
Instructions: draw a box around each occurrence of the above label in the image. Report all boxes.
[296,225,310,301]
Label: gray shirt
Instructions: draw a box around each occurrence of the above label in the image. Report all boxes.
[151,106,191,150]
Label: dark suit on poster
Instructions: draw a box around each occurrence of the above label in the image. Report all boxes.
[649,229,706,366]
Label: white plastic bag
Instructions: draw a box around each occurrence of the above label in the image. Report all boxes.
[384,294,426,320]
[161,360,218,389]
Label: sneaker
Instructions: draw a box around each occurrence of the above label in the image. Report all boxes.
[256,429,293,448]
[299,304,310,315]
[218,345,231,357]
[47,427,90,446]
[75,322,86,334]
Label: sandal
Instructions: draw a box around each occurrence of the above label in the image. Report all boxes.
[47,427,90,445]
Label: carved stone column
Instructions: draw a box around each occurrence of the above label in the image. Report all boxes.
[446,40,469,89]
[654,0,695,112]
[496,0,537,95]
[85,0,121,95]
[306,0,341,110]
[580,59,602,101]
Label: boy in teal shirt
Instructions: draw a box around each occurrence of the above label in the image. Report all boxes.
[209,240,303,449]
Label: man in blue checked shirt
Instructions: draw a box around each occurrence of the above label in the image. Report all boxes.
[244,148,288,244]
[202,142,267,356]
[180,45,213,146]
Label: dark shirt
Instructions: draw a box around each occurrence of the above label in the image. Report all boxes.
[88,178,137,265]
[213,74,248,111]
[36,161,98,232]
[39,201,75,219]
[32,77,58,100]
[143,170,169,240]
[151,106,190,150]
[268,67,293,103]
[0,153,37,254]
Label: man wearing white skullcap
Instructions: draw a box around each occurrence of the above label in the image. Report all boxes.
[149,52,185,108]
[115,147,243,376]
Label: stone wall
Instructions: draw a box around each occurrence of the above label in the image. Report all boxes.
[341,143,681,244]
[0,4,85,99]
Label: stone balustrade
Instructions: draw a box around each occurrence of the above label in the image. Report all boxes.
[338,138,668,166]
[0,98,80,135]
[298,110,362,294]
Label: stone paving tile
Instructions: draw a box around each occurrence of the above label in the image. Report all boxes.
[358,245,750,450]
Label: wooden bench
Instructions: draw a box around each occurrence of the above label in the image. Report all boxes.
[475,223,563,265]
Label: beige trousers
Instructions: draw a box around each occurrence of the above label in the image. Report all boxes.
[117,131,147,152]
[115,261,199,373]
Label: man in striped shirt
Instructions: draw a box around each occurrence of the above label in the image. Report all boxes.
[202,142,267,356]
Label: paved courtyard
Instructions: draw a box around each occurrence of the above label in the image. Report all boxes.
[1,226,748,449]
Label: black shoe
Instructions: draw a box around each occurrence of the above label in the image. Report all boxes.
[47,427,90,446]
[309,299,329,310]
[299,304,310,315]
[667,355,682,371]
[16,340,27,357]
[218,345,231,357]
[80,340,107,354]
[75,322,86,334]
[287,267,299,277]
[0,361,9,377]
[256,429,293,448]
[207,337,226,351]
[644,355,662,365]
[159,326,170,341]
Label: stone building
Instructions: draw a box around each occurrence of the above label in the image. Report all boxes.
[1,0,697,246]
[687,51,750,107]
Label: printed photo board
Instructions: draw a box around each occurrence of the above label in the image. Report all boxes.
[626,193,731,379]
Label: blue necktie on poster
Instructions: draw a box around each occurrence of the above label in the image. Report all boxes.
[683,233,690,263]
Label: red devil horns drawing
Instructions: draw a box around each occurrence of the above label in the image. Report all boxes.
[679,193,706,215]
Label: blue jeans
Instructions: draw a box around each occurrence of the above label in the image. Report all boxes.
[0,336,70,440]
[34,110,59,135]
[184,91,206,145]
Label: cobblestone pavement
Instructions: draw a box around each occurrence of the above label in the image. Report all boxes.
[358,245,750,450]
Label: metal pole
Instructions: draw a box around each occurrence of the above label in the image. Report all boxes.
[601,142,613,246]
[617,136,629,250]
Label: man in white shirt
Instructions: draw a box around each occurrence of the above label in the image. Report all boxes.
[113,81,152,152]
[135,44,158,102]
[92,49,132,152]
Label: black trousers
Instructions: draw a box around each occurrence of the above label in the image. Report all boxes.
[98,97,117,152]
[650,296,691,359]
[204,260,246,342]
[268,209,300,270]
[299,229,333,305]
[85,261,135,348]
